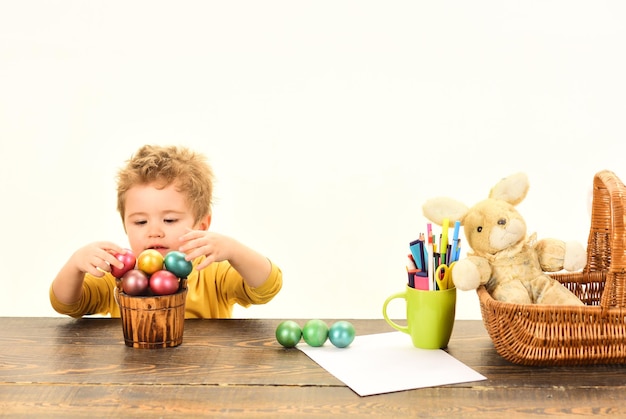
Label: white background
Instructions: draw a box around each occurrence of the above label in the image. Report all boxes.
[1,1,624,320]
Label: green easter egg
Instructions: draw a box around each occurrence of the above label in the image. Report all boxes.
[302,319,329,347]
[329,321,356,348]
[275,320,302,348]
[164,251,193,278]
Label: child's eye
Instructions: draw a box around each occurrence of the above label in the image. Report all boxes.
[134,220,147,225]
[164,219,178,224]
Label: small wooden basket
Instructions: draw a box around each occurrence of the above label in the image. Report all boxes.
[115,282,187,349]
[478,170,626,366]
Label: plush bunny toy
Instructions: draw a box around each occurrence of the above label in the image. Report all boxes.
[422,173,585,305]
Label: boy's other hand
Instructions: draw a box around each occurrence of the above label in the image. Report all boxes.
[178,230,235,271]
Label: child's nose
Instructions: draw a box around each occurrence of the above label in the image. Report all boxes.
[148,228,164,238]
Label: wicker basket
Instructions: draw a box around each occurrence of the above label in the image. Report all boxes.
[478,170,626,366]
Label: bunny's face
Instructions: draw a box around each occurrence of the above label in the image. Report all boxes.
[463,198,527,256]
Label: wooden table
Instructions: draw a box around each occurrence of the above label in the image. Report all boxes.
[1,318,624,418]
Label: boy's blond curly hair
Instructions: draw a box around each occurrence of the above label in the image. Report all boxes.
[116,145,214,224]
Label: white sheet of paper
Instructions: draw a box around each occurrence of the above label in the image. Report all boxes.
[298,331,487,397]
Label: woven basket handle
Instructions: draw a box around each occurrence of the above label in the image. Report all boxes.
[586,170,626,308]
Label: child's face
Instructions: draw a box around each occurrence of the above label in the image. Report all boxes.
[123,182,210,257]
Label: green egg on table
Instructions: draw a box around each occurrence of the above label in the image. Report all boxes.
[275,320,302,348]
[329,321,356,348]
[302,319,329,347]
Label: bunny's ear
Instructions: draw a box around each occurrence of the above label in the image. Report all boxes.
[489,172,529,206]
[422,197,469,226]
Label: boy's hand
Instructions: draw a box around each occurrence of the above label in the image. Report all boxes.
[178,228,272,288]
[178,230,234,271]
[70,241,126,277]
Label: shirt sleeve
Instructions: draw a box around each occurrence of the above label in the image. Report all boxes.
[49,273,119,318]
[215,258,282,307]
[239,259,283,305]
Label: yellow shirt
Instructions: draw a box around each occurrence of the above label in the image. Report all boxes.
[50,257,282,318]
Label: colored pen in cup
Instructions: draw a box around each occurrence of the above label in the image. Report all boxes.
[407,267,418,288]
[409,239,424,271]
[440,218,449,265]
[427,230,434,291]
[451,220,460,263]
[414,271,429,290]
[407,254,417,270]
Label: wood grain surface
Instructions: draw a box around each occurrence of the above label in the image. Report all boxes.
[1,318,625,418]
